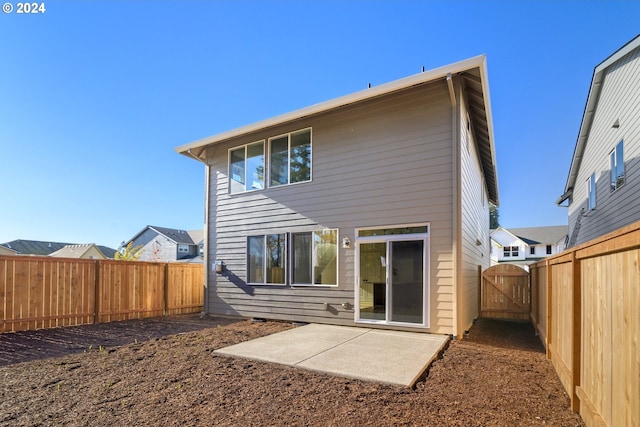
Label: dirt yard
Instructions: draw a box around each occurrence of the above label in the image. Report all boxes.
[0,316,584,427]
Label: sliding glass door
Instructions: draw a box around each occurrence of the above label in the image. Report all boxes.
[356,226,428,327]
[389,240,424,324]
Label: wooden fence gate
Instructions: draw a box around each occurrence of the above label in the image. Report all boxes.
[480,264,530,321]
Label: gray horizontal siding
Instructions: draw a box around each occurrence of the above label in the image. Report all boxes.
[569,46,640,245]
[207,80,455,334]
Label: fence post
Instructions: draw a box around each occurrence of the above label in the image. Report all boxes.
[163,263,169,316]
[546,258,552,359]
[570,251,582,413]
[93,259,100,324]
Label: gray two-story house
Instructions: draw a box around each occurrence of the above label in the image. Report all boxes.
[122,226,203,263]
[557,35,640,247]
[177,55,499,338]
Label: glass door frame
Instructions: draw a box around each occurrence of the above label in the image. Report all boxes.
[354,225,429,329]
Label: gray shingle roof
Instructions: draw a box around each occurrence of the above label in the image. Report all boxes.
[149,226,196,245]
[97,246,117,259]
[508,226,568,245]
[0,240,73,256]
[0,240,117,258]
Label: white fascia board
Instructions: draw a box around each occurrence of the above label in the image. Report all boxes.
[491,227,524,246]
[176,55,487,157]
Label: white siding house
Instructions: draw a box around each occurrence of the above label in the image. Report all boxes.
[490,226,567,268]
[557,35,640,246]
[176,55,499,338]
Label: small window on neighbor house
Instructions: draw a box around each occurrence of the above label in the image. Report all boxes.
[610,140,625,192]
[178,244,189,253]
[546,245,552,255]
[530,247,535,255]
[587,172,597,210]
[229,141,265,194]
[269,129,311,187]
[247,234,286,285]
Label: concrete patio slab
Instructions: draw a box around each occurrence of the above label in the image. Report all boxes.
[214,323,449,387]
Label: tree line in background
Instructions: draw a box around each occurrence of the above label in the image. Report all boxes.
[490,203,499,229]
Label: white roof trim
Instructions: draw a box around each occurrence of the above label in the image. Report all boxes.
[175,55,487,157]
[490,227,526,246]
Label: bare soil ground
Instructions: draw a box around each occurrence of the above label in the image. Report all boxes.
[0,316,584,427]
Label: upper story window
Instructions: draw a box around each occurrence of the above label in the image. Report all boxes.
[228,128,311,194]
[503,246,518,257]
[530,247,535,255]
[610,140,625,192]
[546,245,552,255]
[229,141,265,194]
[178,244,190,253]
[270,128,312,187]
[587,172,597,210]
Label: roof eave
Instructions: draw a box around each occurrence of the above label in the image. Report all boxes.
[175,55,488,160]
[476,58,499,205]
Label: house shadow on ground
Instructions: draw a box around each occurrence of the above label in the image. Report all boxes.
[465,318,545,353]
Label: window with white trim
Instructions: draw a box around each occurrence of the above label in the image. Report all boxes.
[291,229,337,286]
[247,234,286,285]
[587,172,597,210]
[610,140,625,192]
[178,244,189,253]
[229,141,265,194]
[269,129,311,187]
[503,246,518,257]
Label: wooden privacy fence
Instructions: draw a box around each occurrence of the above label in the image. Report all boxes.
[480,263,530,321]
[0,256,204,333]
[530,221,640,427]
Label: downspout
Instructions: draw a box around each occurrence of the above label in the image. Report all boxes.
[447,73,462,339]
[202,163,210,316]
[186,148,210,316]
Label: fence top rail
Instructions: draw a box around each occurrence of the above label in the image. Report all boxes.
[0,255,203,268]
[0,254,97,264]
[530,219,640,268]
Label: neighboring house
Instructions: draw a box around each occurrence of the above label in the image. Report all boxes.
[490,226,568,268]
[176,55,499,338]
[0,239,116,258]
[0,245,17,256]
[557,35,640,247]
[49,244,108,260]
[122,226,204,263]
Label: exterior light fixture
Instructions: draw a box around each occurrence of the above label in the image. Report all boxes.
[214,260,224,274]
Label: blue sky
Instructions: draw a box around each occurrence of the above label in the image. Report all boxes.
[1,1,638,249]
